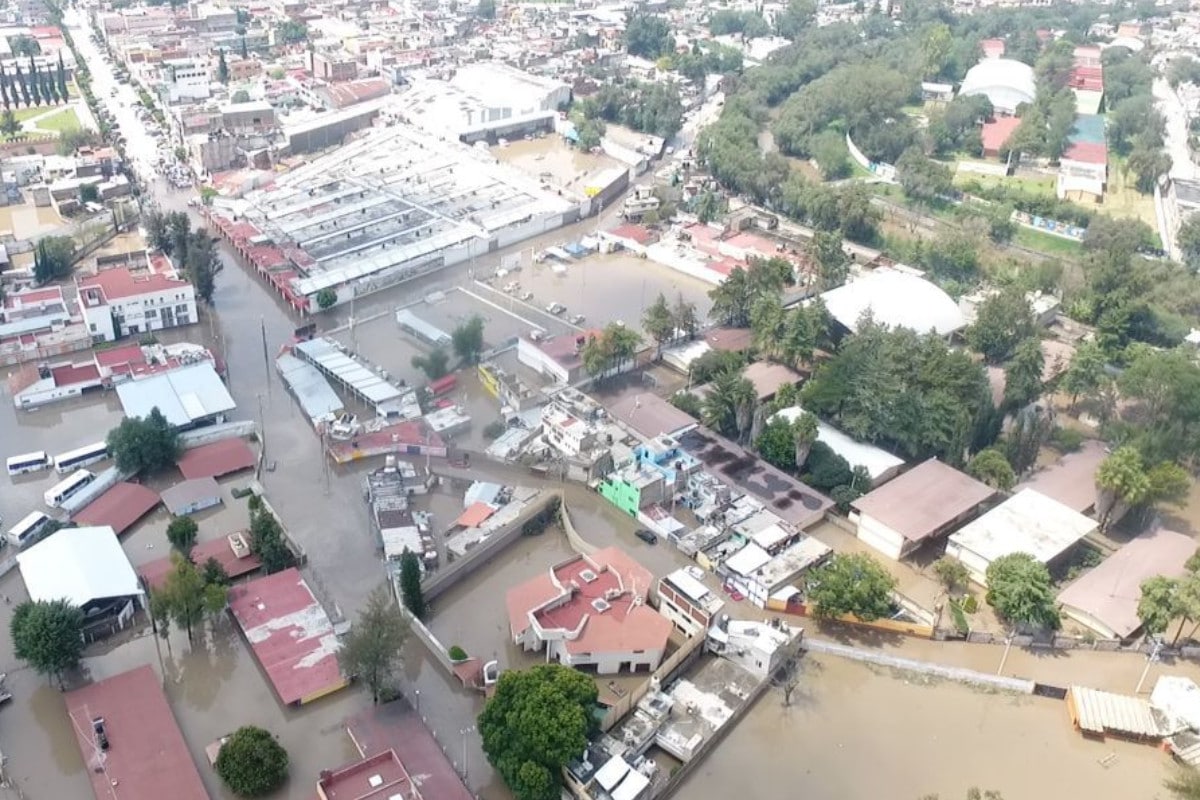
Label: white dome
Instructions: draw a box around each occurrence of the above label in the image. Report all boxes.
[959,58,1037,115]
[819,268,965,336]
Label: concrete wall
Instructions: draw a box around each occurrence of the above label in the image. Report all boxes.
[854,514,905,561]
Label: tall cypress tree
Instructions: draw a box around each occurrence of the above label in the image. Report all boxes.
[14,65,29,107]
[56,53,68,99]
[27,57,40,106]
[42,71,57,104]
[0,65,10,110]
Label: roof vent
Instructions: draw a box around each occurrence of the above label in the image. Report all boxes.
[580,569,597,583]
[591,598,611,613]
[368,774,384,788]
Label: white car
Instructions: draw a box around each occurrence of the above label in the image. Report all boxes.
[685,566,705,582]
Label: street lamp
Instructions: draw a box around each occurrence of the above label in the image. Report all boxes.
[414,689,421,715]
[459,725,475,782]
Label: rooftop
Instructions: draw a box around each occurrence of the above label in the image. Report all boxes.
[227,567,347,705]
[774,407,904,482]
[139,534,261,591]
[71,482,160,535]
[64,666,208,800]
[851,458,995,542]
[1014,439,1106,513]
[948,489,1099,567]
[116,362,236,428]
[18,526,142,608]
[741,361,804,402]
[1058,528,1196,639]
[77,265,189,303]
[317,748,416,800]
[176,438,256,480]
[607,390,697,440]
[818,267,965,335]
[160,476,221,514]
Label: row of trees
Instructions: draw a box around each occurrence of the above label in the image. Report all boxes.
[0,54,70,110]
[641,291,700,355]
[32,235,77,284]
[573,81,684,140]
[144,209,222,303]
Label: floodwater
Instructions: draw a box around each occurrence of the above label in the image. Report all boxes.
[492,138,620,194]
[0,204,64,239]
[681,655,1170,800]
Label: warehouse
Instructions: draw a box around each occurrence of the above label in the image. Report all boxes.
[211,122,578,310]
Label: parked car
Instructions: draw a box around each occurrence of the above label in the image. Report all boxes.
[546,302,566,315]
[568,314,585,325]
[519,291,534,302]
[634,528,658,545]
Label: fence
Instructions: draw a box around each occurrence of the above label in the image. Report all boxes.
[804,637,1036,694]
[766,598,936,639]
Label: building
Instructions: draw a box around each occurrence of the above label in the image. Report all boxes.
[176,438,256,480]
[706,617,800,680]
[77,265,197,343]
[656,568,724,637]
[115,362,235,428]
[162,57,211,103]
[506,547,672,675]
[958,58,1037,115]
[719,537,832,608]
[518,330,603,385]
[1068,65,1104,115]
[160,476,223,516]
[849,458,996,560]
[818,267,965,336]
[541,401,599,457]
[72,482,161,535]
[598,435,701,516]
[1058,529,1196,640]
[316,749,421,800]
[64,666,208,800]
[945,489,1100,585]
[981,115,1021,158]
[17,526,145,627]
[1058,114,1107,201]
[1014,439,1106,514]
[774,407,904,484]
[228,568,348,705]
[607,391,697,441]
[311,50,359,82]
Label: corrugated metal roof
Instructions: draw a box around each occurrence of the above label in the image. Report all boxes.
[1069,686,1168,738]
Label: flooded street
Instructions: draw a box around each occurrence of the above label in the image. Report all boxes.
[492,138,621,194]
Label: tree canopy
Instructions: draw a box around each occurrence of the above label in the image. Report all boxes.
[807,552,896,621]
[479,664,598,800]
[215,726,289,797]
[984,553,1060,631]
[152,552,227,644]
[624,13,672,60]
[338,584,410,704]
[106,407,182,474]
[966,288,1036,365]
[10,599,84,685]
[452,315,486,365]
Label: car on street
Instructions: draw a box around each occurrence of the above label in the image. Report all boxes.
[634,528,658,545]
[546,302,566,315]
[519,291,534,302]
[568,314,585,325]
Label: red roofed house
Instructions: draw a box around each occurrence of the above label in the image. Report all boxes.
[980,38,1006,59]
[1059,140,1108,202]
[506,546,672,675]
[981,116,1022,158]
[1068,66,1105,114]
[518,329,618,385]
[77,264,197,343]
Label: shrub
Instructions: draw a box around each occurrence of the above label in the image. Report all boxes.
[962,594,978,614]
[1049,426,1085,453]
[448,645,468,661]
[948,598,969,635]
[215,726,289,797]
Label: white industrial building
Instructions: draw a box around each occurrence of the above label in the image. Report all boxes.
[958,58,1037,115]
[116,362,236,428]
[212,122,578,308]
[818,267,965,336]
[945,489,1099,585]
[161,57,212,104]
[76,266,197,343]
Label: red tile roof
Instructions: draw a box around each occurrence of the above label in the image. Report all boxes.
[227,568,348,706]
[317,749,414,800]
[177,439,256,480]
[140,535,261,591]
[608,223,655,245]
[50,362,100,387]
[1062,141,1108,165]
[78,267,190,302]
[456,501,496,528]
[73,482,160,535]
[1068,66,1104,92]
[94,343,145,368]
[981,116,1021,153]
[64,665,208,800]
[507,547,670,657]
[980,38,1006,58]
[4,286,62,309]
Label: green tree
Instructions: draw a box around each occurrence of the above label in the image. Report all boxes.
[933,557,970,594]
[672,294,699,340]
[807,552,897,621]
[896,148,953,204]
[623,13,673,60]
[966,448,1016,491]
[642,293,676,355]
[0,108,18,139]
[411,348,450,380]
[811,230,847,291]
[79,183,99,203]
[56,52,67,100]
[702,369,757,443]
[1138,575,1179,638]
[32,235,76,283]
[217,49,229,84]
[1002,338,1044,410]
[215,726,289,797]
[106,407,182,474]
[671,391,702,418]
[1179,214,1200,271]
[451,315,486,364]
[203,556,231,586]
[479,664,598,800]
[157,552,227,644]
[27,59,40,106]
[10,599,84,686]
[1165,767,1200,800]
[166,516,198,557]
[316,287,337,309]
[399,551,426,620]
[755,415,797,471]
[984,553,1060,631]
[249,506,293,574]
[966,288,1035,365]
[775,0,816,40]
[791,410,818,469]
[1059,340,1107,410]
[184,228,221,303]
[1095,446,1152,530]
[338,584,410,704]
[231,89,250,103]
[14,65,28,107]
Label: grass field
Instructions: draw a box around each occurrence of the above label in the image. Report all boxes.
[8,105,53,123]
[32,106,80,133]
[1102,156,1157,227]
[1012,226,1084,257]
[953,169,1057,198]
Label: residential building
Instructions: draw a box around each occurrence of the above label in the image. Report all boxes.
[657,568,723,637]
[506,547,672,675]
[518,330,602,385]
[162,58,211,103]
[599,435,702,516]
[77,265,197,342]
[311,50,359,82]
[541,401,598,457]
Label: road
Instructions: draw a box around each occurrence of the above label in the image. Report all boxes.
[1153,76,1196,259]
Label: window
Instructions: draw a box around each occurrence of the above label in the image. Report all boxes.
[89,323,96,332]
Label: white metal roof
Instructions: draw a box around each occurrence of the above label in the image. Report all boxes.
[293,337,403,406]
[1153,676,1200,732]
[818,268,964,336]
[774,406,905,481]
[17,526,142,607]
[664,569,710,603]
[115,363,236,427]
[594,756,630,791]
[724,542,772,577]
[611,766,650,800]
[959,58,1036,113]
[276,353,344,424]
[947,489,1098,566]
[1068,686,1171,738]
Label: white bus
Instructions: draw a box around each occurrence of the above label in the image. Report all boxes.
[44,469,95,508]
[6,451,49,476]
[53,442,109,474]
[6,511,51,548]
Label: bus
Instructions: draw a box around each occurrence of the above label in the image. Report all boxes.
[6,451,49,476]
[53,442,109,474]
[44,470,95,509]
[6,511,51,548]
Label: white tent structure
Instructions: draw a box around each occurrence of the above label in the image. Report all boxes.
[818,268,965,336]
[959,58,1036,115]
[17,526,144,614]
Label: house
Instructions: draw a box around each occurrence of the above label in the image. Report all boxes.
[719,537,832,608]
[849,458,996,561]
[160,476,223,516]
[518,330,606,385]
[656,568,723,637]
[607,391,698,441]
[981,116,1021,158]
[1014,440,1106,514]
[945,489,1099,586]
[1058,529,1196,640]
[599,436,702,516]
[17,525,144,630]
[506,547,672,675]
[77,265,197,343]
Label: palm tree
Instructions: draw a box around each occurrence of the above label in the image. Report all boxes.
[703,370,757,443]
[750,295,786,359]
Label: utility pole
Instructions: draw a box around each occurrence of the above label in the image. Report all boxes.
[1135,637,1164,694]
[260,314,270,396]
